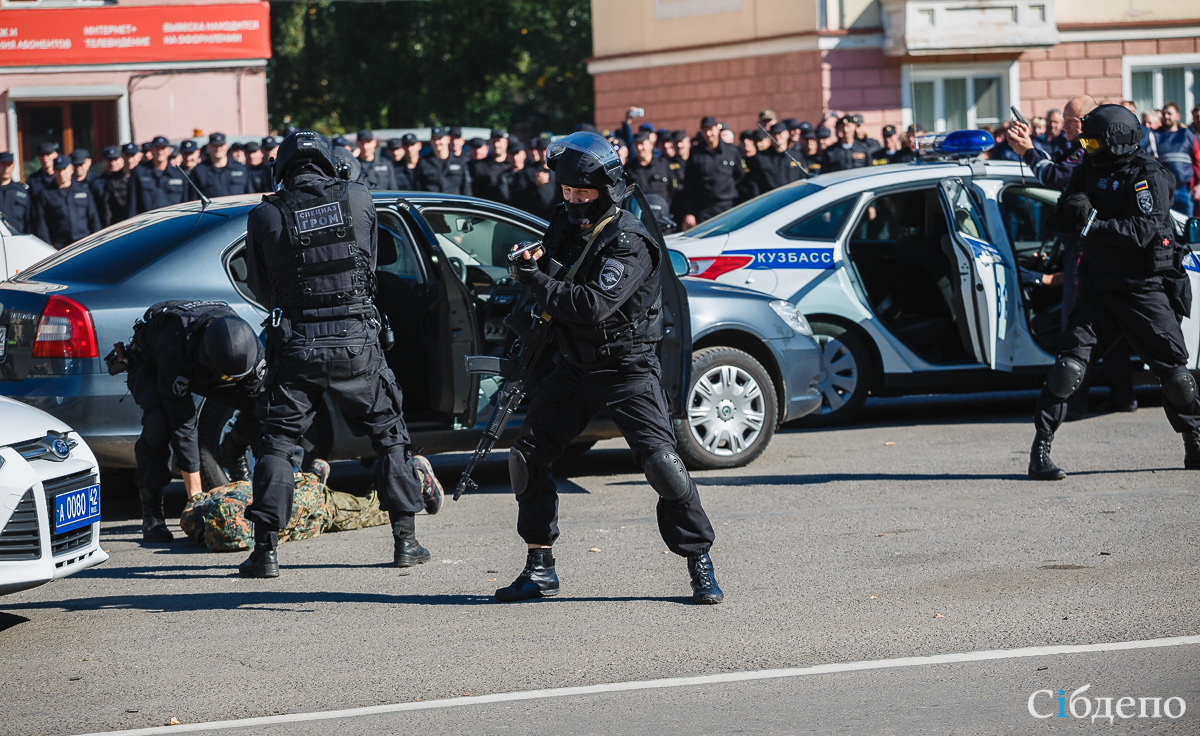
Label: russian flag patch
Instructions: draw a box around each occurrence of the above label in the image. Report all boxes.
[1134,180,1149,192]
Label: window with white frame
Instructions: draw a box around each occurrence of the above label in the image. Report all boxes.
[1126,56,1199,120]
[904,64,1016,133]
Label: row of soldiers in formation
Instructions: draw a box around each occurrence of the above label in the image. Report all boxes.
[0,111,918,250]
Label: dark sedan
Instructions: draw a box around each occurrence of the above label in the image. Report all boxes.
[0,190,821,486]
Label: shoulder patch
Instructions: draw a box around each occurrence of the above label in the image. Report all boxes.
[173,376,191,397]
[1136,187,1153,214]
[598,257,625,292]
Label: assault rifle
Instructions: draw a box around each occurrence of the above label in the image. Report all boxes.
[455,241,555,500]
[455,218,616,500]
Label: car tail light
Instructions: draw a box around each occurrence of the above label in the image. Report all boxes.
[688,255,754,280]
[32,295,98,359]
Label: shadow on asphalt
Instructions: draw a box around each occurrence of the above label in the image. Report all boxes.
[0,590,689,612]
[0,611,29,632]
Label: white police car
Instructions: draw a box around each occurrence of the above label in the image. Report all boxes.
[671,131,1200,424]
[0,396,107,596]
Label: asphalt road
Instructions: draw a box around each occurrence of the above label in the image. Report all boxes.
[2,392,1199,735]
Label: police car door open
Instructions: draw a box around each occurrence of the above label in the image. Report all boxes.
[938,178,1013,370]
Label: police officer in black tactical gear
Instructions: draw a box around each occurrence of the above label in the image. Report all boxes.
[416,127,472,196]
[625,130,673,202]
[129,136,191,214]
[122,301,265,542]
[31,155,101,249]
[193,132,252,198]
[681,117,743,228]
[470,128,514,203]
[355,129,398,191]
[748,122,807,197]
[821,115,873,173]
[240,130,440,578]
[0,152,31,234]
[1028,104,1200,479]
[498,131,723,605]
[27,142,58,198]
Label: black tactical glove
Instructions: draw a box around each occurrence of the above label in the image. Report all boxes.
[508,254,540,284]
[1060,193,1094,229]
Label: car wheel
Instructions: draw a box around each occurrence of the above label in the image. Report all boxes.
[675,347,777,470]
[798,322,873,426]
[198,403,252,492]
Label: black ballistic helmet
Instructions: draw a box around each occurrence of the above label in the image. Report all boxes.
[270,130,336,184]
[198,317,258,381]
[546,131,626,203]
[1079,104,1142,159]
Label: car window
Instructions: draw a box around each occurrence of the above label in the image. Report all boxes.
[778,197,857,241]
[375,212,424,282]
[849,188,947,243]
[998,186,1059,257]
[686,181,824,238]
[941,179,987,240]
[421,208,541,283]
[16,209,230,284]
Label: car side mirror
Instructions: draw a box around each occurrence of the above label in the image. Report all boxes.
[668,249,689,278]
[456,218,473,234]
[1186,218,1200,245]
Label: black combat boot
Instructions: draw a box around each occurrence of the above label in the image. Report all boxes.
[1184,429,1200,470]
[1028,430,1067,481]
[139,487,174,543]
[687,553,724,604]
[495,549,559,602]
[393,536,431,567]
[238,528,280,577]
[390,513,430,567]
[217,435,251,483]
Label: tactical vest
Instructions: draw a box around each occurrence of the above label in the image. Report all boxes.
[262,181,374,321]
[1083,151,1180,276]
[546,208,663,364]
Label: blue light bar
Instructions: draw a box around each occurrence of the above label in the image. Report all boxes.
[917,130,995,159]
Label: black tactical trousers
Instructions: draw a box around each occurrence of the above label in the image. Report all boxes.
[511,357,716,557]
[128,364,261,493]
[246,337,423,530]
[1035,278,1200,435]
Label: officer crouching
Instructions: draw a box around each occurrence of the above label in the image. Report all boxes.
[117,301,265,542]
[501,131,723,604]
[1029,104,1200,478]
[240,131,441,578]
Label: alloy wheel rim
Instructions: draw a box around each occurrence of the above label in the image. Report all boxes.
[687,364,766,457]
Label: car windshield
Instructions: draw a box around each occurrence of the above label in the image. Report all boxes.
[686,181,824,238]
[16,209,232,284]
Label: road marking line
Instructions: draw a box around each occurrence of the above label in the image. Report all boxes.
[73,635,1200,736]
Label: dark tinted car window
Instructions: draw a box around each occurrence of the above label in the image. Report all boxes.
[779,198,857,241]
[16,210,230,284]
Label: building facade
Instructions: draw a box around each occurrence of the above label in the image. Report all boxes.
[0,0,269,178]
[588,0,1200,136]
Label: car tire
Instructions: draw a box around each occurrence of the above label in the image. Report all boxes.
[798,321,873,427]
[675,347,777,470]
[197,402,248,492]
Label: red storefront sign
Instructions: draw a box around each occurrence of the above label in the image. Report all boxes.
[0,2,271,66]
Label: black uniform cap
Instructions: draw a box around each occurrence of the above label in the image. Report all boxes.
[490,127,508,140]
[508,138,525,153]
[882,125,897,138]
[816,126,832,138]
[700,116,719,129]
[197,316,259,381]
[37,142,59,155]
[102,146,120,160]
[431,127,450,139]
[53,155,71,170]
[769,122,788,135]
[401,133,419,145]
[0,152,14,164]
[633,130,653,144]
[356,129,374,141]
[261,136,279,149]
[208,132,227,145]
[449,127,463,138]
[69,149,90,164]
[671,130,688,143]
[140,142,153,153]
[468,137,485,147]
[121,143,140,155]
[243,141,261,153]
[386,138,402,149]
[179,140,198,154]
[150,135,171,147]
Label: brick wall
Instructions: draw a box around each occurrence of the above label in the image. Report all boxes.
[593,50,825,136]
[1019,37,1200,118]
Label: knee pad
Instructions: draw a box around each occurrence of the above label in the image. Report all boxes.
[509,447,531,501]
[1161,367,1198,407]
[1046,356,1087,399]
[643,450,693,503]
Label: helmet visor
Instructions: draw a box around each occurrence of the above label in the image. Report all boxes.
[1079,137,1102,155]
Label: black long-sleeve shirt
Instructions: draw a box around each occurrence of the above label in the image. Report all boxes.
[31,182,101,248]
[683,141,743,217]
